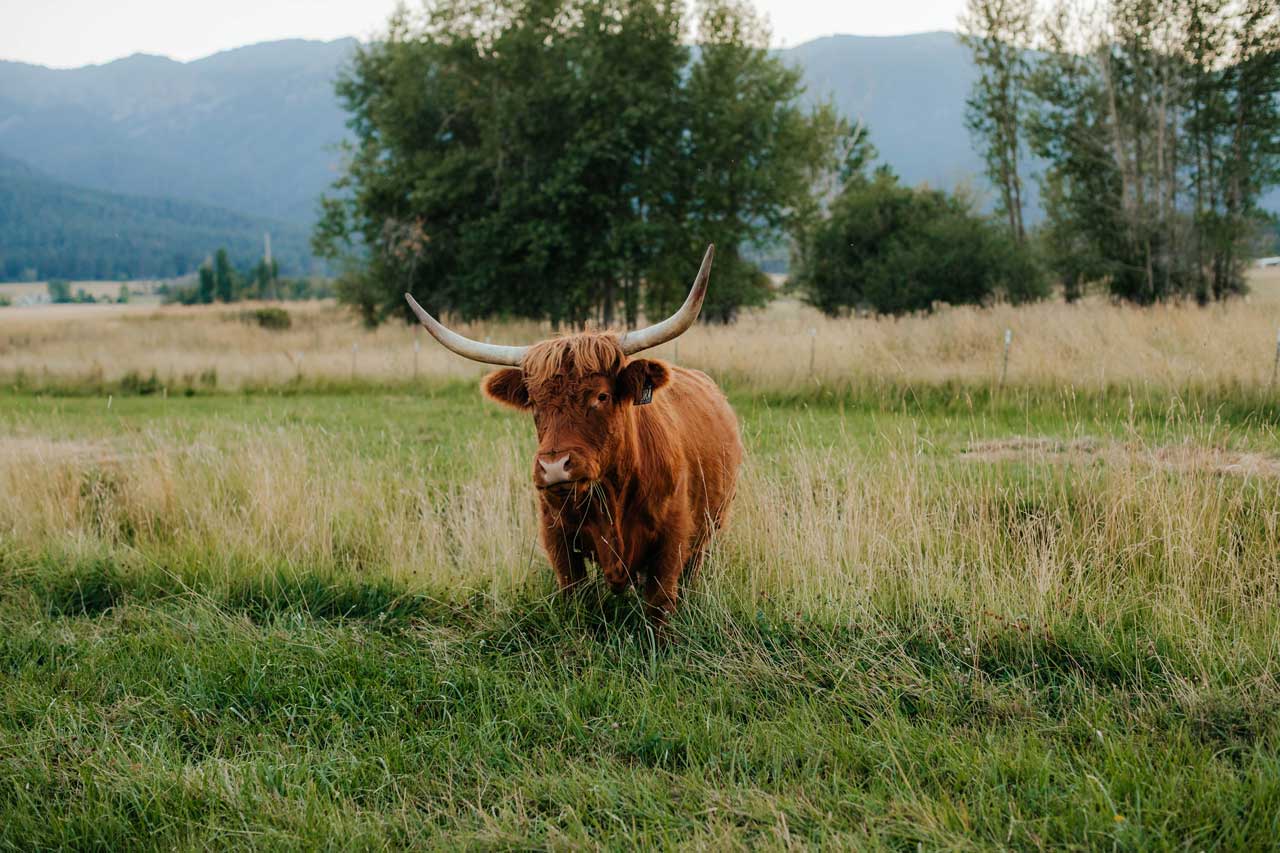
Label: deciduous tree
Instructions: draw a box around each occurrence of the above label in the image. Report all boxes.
[313,0,846,326]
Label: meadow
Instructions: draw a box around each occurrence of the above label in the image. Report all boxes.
[2,277,1280,848]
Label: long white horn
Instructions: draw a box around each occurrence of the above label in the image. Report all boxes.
[620,244,714,356]
[404,294,527,366]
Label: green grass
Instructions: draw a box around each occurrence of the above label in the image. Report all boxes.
[2,384,1279,849]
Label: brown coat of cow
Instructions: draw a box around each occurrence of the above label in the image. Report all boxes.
[482,332,743,629]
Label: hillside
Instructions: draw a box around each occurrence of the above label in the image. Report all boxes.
[0,39,355,225]
[0,154,312,281]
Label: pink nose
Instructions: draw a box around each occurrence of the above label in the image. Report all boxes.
[538,454,572,485]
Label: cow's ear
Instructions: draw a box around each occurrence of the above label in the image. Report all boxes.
[616,359,670,405]
[482,368,531,410]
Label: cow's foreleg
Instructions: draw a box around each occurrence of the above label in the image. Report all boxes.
[595,538,631,594]
[541,522,587,593]
[642,534,686,635]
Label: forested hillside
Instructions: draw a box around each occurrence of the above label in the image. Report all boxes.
[0,154,311,281]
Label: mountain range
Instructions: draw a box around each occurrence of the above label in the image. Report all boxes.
[1,32,1273,281]
[0,38,354,227]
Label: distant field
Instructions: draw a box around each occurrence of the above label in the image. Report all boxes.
[2,266,1280,392]
[0,279,166,306]
[1,284,1279,846]
[1247,263,1280,300]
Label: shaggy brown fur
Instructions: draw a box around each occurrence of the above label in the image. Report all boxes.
[481,332,743,631]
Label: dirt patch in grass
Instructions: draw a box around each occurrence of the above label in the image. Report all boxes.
[961,436,1280,478]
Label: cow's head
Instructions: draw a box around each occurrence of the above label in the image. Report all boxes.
[404,245,713,496]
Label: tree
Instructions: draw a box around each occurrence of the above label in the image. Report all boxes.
[197,262,215,305]
[313,0,846,327]
[1212,0,1280,298]
[214,249,235,302]
[644,0,846,323]
[1030,0,1194,304]
[253,258,279,300]
[795,167,1046,316]
[960,0,1035,244]
[1027,0,1280,303]
[46,278,71,304]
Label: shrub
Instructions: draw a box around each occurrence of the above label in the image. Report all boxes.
[795,169,1048,315]
[242,307,292,330]
[119,370,161,396]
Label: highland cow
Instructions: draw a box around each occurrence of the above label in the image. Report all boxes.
[406,245,742,630]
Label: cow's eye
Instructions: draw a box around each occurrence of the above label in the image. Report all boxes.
[596,393,609,404]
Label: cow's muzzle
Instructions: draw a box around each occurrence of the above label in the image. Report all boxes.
[535,454,587,495]
[538,454,573,485]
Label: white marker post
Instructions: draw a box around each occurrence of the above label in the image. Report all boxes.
[413,331,421,382]
[1001,328,1013,388]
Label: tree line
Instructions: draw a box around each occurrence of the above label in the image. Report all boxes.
[317,0,1280,324]
[962,0,1280,304]
[163,249,333,304]
[44,280,132,305]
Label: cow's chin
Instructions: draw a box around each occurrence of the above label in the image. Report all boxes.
[537,479,588,500]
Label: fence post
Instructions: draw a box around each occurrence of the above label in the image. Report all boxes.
[1000,328,1013,388]
[809,327,817,377]
[351,343,358,382]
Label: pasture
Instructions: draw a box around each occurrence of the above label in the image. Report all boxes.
[2,286,1280,848]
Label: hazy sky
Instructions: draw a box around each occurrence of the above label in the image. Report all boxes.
[0,0,967,68]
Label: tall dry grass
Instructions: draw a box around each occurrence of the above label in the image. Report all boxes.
[4,419,1277,659]
[2,266,1279,391]
[3,279,1280,659]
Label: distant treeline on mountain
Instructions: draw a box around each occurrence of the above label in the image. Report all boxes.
[0,154,312,282]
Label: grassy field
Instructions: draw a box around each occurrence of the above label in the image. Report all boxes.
[2,266,1279,393]
[2,289,1280,848]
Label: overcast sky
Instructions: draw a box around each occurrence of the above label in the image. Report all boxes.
[0,0,967,68]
